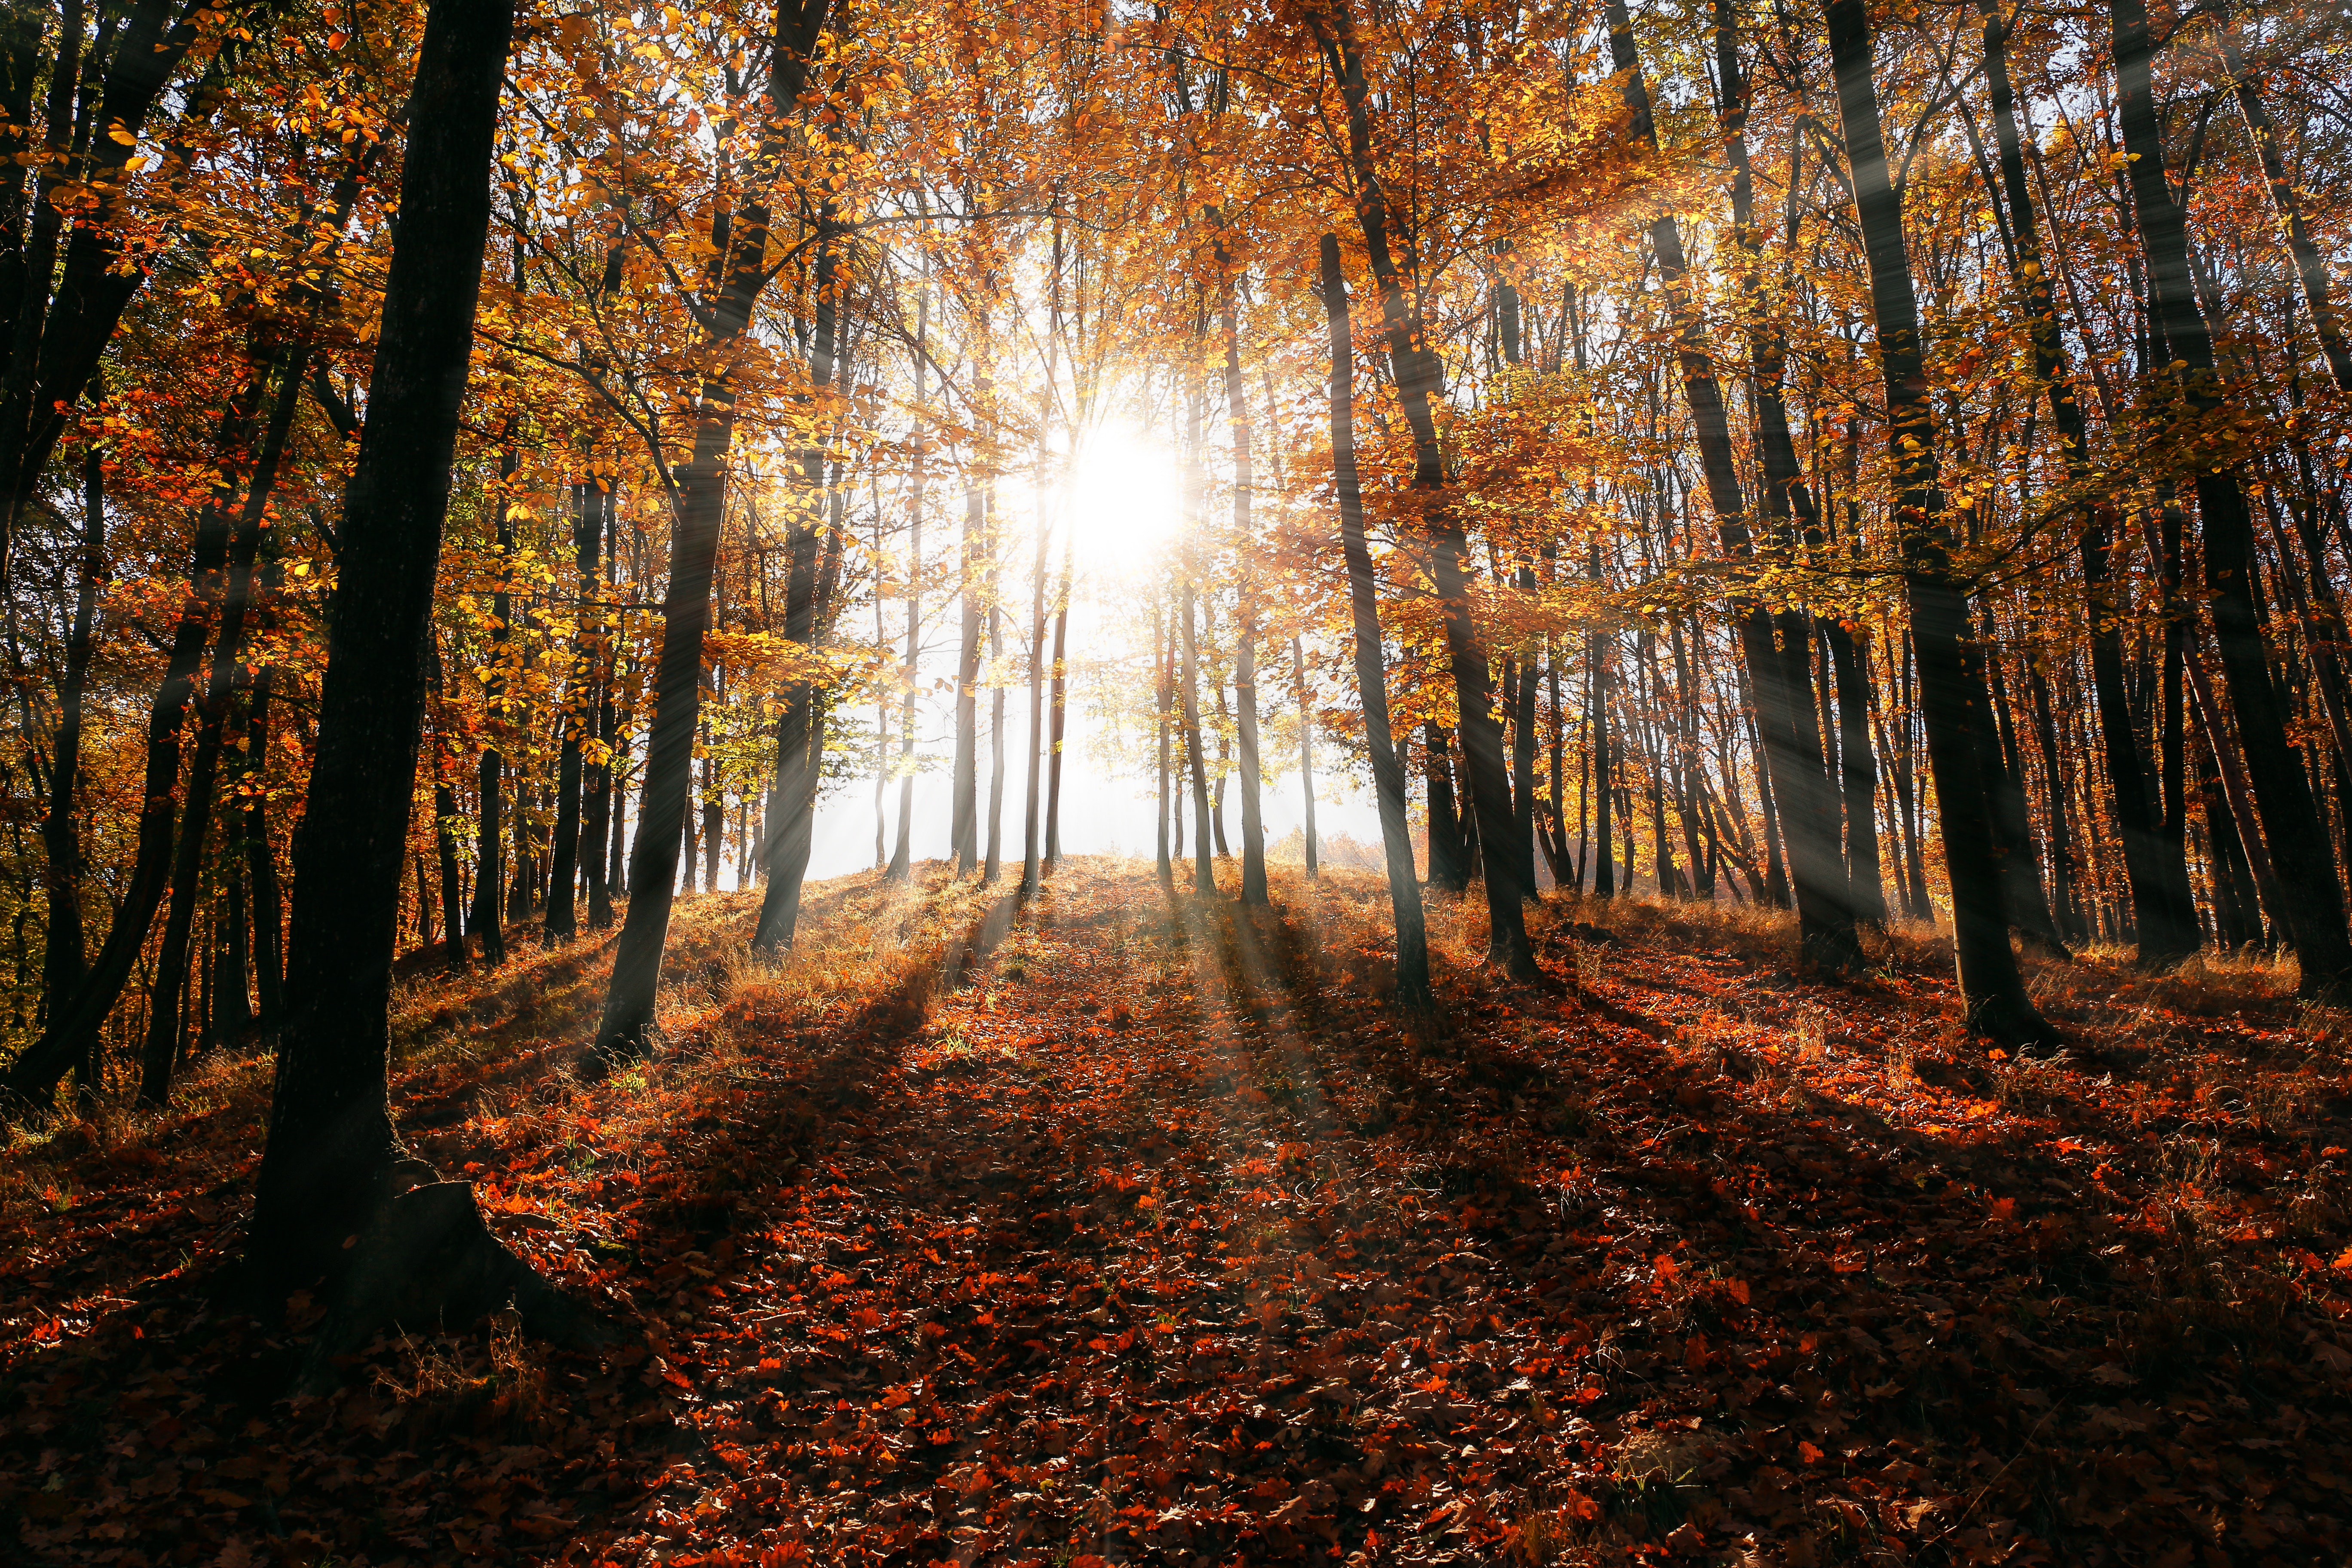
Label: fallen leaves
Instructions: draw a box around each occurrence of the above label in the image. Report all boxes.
[4,864,2352,1564]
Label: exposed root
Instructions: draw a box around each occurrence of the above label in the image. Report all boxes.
[297,1179,623,1393]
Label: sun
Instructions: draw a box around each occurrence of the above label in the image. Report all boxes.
[1065,420,1182,581]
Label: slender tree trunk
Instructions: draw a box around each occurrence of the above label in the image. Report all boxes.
[1294,634,1318,878]
[1317,233,1430,1001]
[1828,0,2050,1040]
[888,290,925,882]
[2112,0,2350,991]
[1660,0,1860,964]
[985,594,1006,884]
[1510,653,1540,898]
[1590,580,1615,898]
[1425,725,1467,893]
[594,0,835,1060]
[471,450,517,966]
[246,666,286,1023]
[1179,583,1215,894]
[43,415,103,1098]
[1309,0,1535,980]
[952,460,982,873]
[1020,488,1047,894]
[1222,299,1268,904]
[1156,597,1173,883]
[545,474,602,942]
[1975,0,2198,962]
[753,222,839,949]
[1045,527,1072,869]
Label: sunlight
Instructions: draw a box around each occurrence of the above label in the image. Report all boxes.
[1064,420,1182,580]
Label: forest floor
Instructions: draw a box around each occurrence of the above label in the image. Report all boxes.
[4,859,2352,1568]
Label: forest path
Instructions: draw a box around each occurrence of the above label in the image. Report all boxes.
[6,861,2352,1566]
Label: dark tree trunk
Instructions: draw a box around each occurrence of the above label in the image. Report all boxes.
[1824,622,1887,925]
[1975,0,2199,963]
[1295,634,1319,878]
[2112,0,2350,991]
[1828,0,2050,1040]
[43,415,104,1101]
[545,475,604,943]
[1590,583,1615,898]
[1155,599,1174,883]
[1179,580,1216,894]
[1648,0,1860,965]
[1978,626,2069,956]
[595,0,835,1061]
[1046,528,1071,869]
[1424,725,1467,892]
[249,0,525,1301]
[1020,471,1048,895]
[1318,234,1430,1000]
[1222,298,1268,904]
[952,470,982,872]
[471,453,516,965]
[755,222,839,949]
[1308,0,1534,979]
[1511,649,1540,899]
[239,668,286,1036]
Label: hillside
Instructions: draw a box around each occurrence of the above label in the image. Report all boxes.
[4,861,2349,1566]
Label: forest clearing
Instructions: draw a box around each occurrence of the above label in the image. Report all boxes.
[6,862,2352,1565]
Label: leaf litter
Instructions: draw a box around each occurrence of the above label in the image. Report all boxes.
[3,859,2351,1566]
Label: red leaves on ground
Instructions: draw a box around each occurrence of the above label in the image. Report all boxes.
[3,864,2351,1566]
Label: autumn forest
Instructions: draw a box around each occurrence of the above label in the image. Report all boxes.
[3,0,2352,1561]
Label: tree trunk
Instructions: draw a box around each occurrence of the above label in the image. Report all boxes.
[1045,527,1072,869]
[1828,0,2050,1040]
[249,0,541,1307]
[545,474,604,943]
[1975,0,2199,963]
[43,414,103,1103]
[1308,0,1534,980]
[2111,0,2351,992]
[471,450,517,965]
[1317,233,1430,1001]
[594,0,835,1060]
[1020,482,1047,894]
[754,222,839,949]
[1222,298,1268,904]
[952,459,982,872]
[1179,582,1216,894]
[1294,634,1318,878]
[888,290,925,882]
[1425,725,1467,892]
